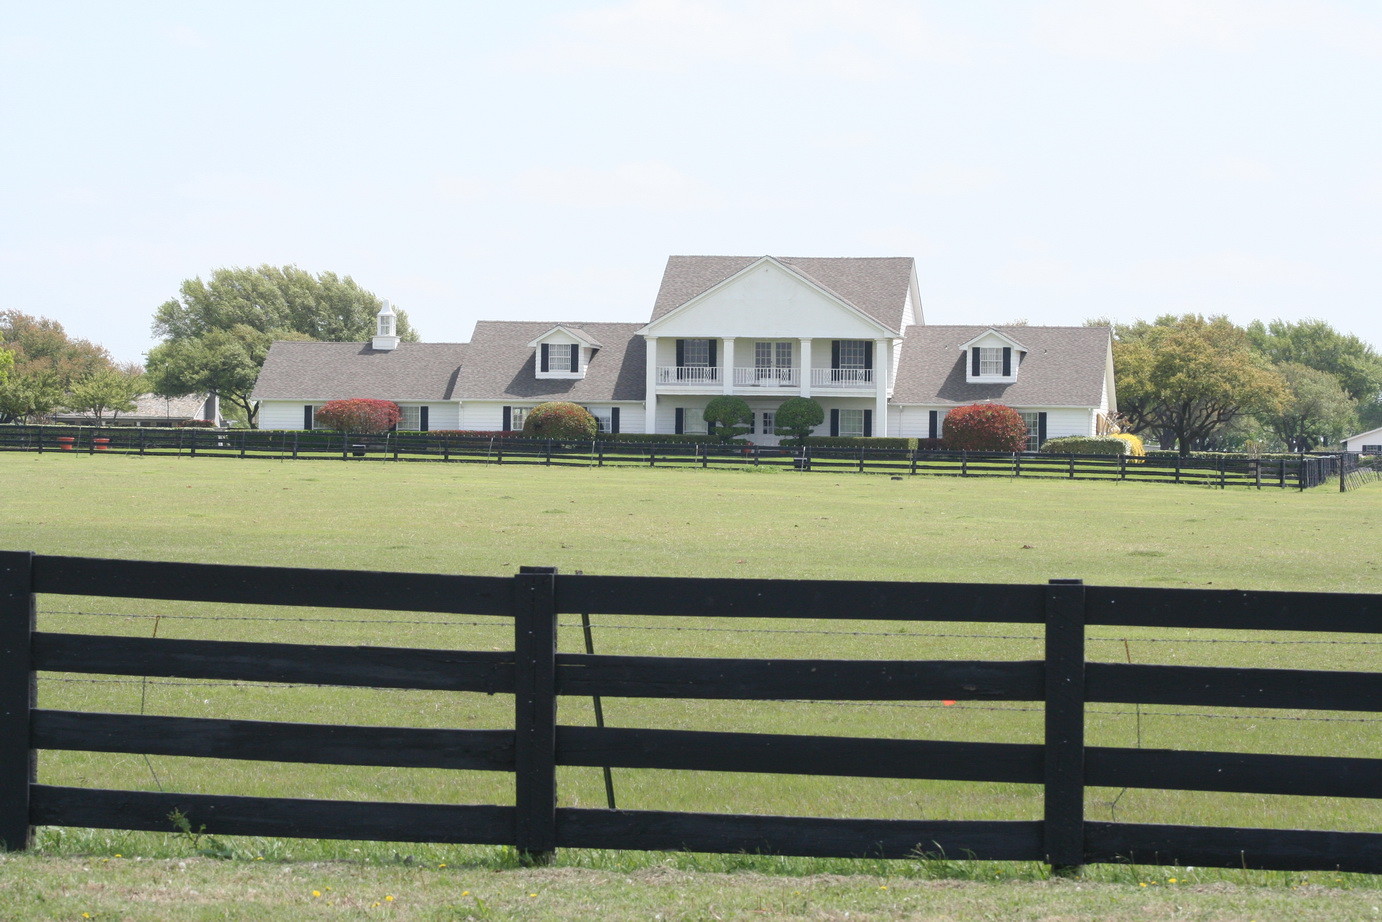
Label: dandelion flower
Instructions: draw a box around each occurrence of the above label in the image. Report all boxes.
[385,895,394,902]
[312,890,321,898]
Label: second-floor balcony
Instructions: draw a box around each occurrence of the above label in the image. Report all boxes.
[657,365,721,386]
[812,368,873,388]
[657,365,875,389]
[733,367,798,387]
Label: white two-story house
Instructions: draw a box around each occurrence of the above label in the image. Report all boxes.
[252,255,1117,447]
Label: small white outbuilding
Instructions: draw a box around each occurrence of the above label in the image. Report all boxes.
[1342,425,1382,453]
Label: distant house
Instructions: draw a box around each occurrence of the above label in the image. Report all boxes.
[251,256,1117,446]
[1342,425,1382,453]
[53,393,220,427]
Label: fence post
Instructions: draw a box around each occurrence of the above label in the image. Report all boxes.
[514,565,558,866]
[1218,456,1226,490]
[1068,454,1075,479]
[0,551,36,852]
[1044,578,1086,876]
[910,449,918,476]
[961,451,968,477]
[1118,453,1125,481]
[1340,455,1347,493]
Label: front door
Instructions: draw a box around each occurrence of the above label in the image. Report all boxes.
[746,410,778,445]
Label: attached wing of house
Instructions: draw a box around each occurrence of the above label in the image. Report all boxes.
[249,256,1117,446]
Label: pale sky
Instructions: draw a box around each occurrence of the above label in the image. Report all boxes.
[4,0,1380,365]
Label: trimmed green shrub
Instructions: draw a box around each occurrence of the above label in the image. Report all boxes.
[1039,436,1129,455]
[521,402,598,440]
[802,436,917,450]
[940,403,1028,452]
[774,397,824,446]
[702,396,753,442]
[603,432,735,444]
[315,399,401,434]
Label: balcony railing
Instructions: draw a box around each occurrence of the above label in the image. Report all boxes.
[811,368,873,388]
[657,366,721,386]
[733,367,799,387]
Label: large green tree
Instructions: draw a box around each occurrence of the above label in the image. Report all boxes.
[0,311,116,422]
[1261,362,1357,451]
[148,266,418,428]
[145,326,311,430]
[702,395,753,442]
[1246,319,1382,404]
[64,365,146,424]
[1114,314,1287,455]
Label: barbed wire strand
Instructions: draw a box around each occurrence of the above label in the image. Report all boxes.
[35,610,1382,645]
[39,676,1382,724]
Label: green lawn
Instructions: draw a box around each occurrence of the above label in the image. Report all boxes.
[2,452,1379,916]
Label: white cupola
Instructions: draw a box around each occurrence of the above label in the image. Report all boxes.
[372,299,399,351]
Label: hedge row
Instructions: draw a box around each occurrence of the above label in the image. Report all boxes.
[1039,436,1130,456]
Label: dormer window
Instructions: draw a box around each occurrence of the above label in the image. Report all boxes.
[962,329,1024,383]
[978,347,1005,376]
[542,343,577,373]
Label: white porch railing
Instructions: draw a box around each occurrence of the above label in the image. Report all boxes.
[811,368,873,388]
[733,367,799,387]
[657,366,721,385]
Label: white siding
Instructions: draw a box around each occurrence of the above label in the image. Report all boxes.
[258,400,310,430]
[891,405,1098,441]
[460,401,645,434]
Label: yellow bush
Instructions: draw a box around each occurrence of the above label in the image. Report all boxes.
[1111,432,1145,461]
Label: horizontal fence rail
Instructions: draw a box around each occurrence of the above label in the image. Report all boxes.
[0,425,1357,491]
[2,551,1379,873]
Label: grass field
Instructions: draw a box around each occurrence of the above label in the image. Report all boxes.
[2,452,1379,918]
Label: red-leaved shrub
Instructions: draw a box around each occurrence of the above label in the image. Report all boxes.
[941,403,1029,452]
[314,399,402,434]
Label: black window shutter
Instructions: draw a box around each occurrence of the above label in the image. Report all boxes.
[972,347,981,376]
[540,344,549,372]
[928,410,938,439]
[568,344,578,371]
[304,405,313,430]
[675,339,685,366]
[502,406,512,431]
[1038,412,1048,445]
[864,341,873,370]
[830,408,840,437]
[831,340,841,369]
[708,339,717,369]
[674,408,684,434]
[610,407,620,435]
[1002,347,1011,376]
[863,409,873,437]
[420,406,429,432]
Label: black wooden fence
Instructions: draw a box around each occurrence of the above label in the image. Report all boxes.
[0,425,1348,490]
[1,552,1379,872]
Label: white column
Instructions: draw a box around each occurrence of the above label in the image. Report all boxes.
[799,338,812,397]
[722,337,735,394]
[644,335,658,434]
[874,338,889,437]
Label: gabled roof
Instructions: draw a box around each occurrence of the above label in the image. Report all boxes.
[648,256,915,331]
[959,327,1028,352]
[1344,424,1382,443]
[526,325,602,349]
[251,342,468,401]
[53,393,213,422]
[453,321,645,401]
[892,325,1112,408]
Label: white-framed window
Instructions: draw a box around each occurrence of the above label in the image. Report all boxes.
[1019,411,1041,451]
[680,408,707,435]
[755,341,792,368]
[980,347,1004,376]
[305,405,321,430]
[546,343,576,372]
[683,338,710,366]
[510,407,530,431]
[587,407,612,433]
[761,410,775,436]
[838,340,868,369]
[838,408,866,438]
[398,406,422,431]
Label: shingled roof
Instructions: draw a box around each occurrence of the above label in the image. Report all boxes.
[250,342,468,401]
[892,325,1112,407]
[451,321,645,401]
[650,256,915,331]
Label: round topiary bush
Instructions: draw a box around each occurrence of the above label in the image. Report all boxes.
[521,401,598,440]
[702,395,753,442]
[314,399,402,434]
[774,397,825,445]
[941,403,1028,452]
